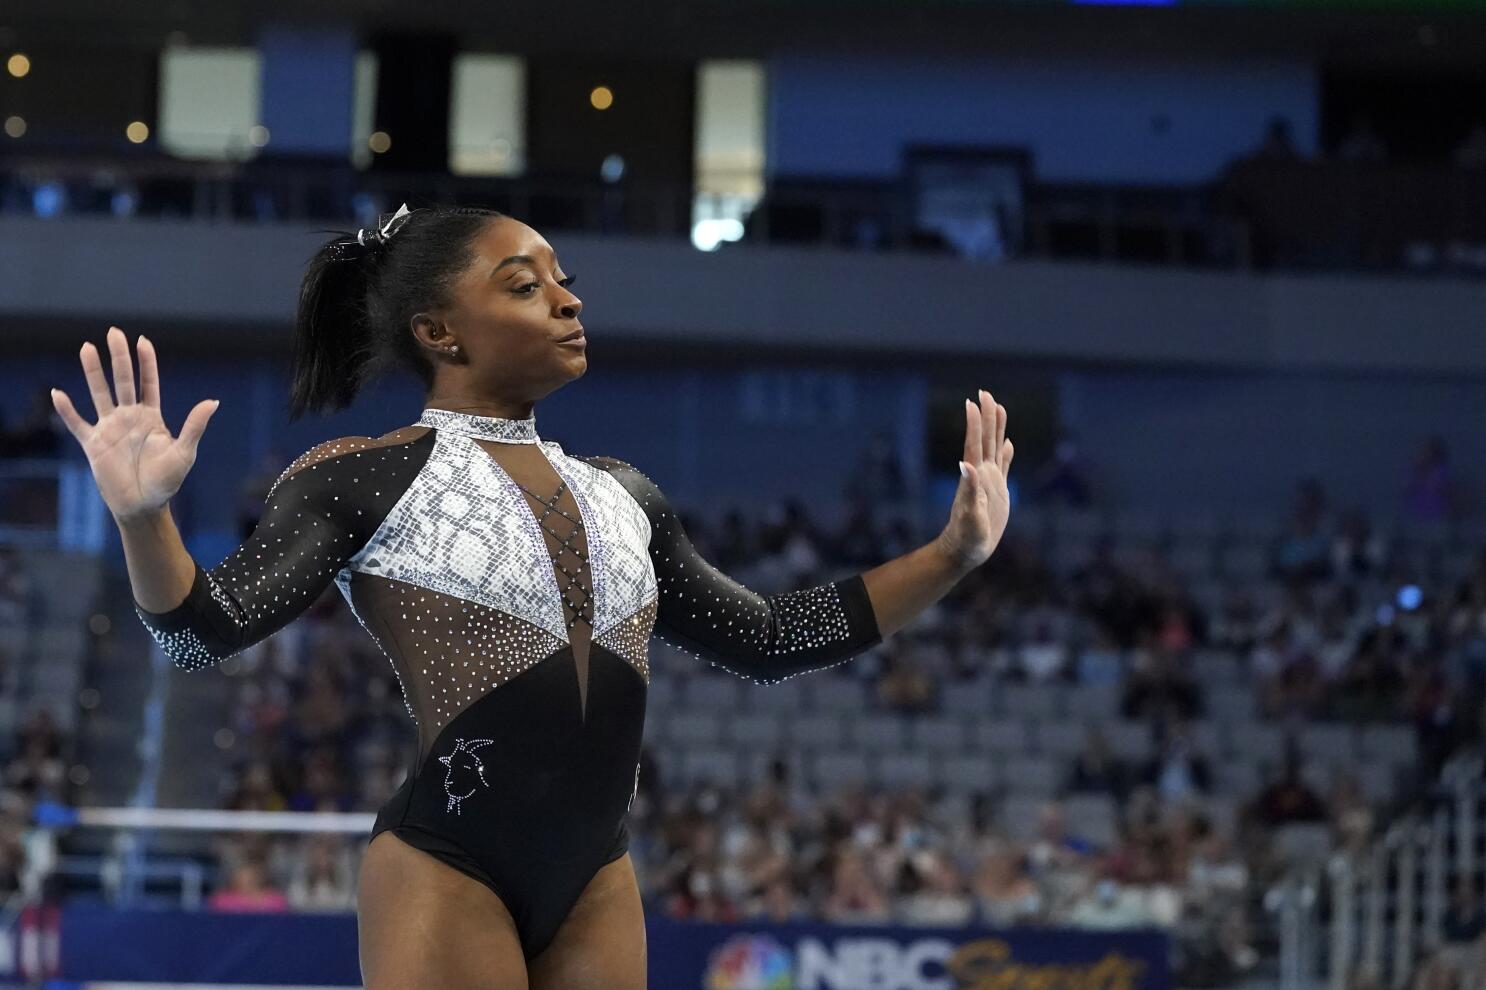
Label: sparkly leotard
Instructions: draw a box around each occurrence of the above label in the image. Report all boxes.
[133,406,882,957]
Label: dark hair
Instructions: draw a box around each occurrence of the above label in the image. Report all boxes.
[287,205,506,421]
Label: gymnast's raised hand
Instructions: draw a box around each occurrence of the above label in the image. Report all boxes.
[856,388,1013,639]
[49,325,220,523]
[936,388,1014,571]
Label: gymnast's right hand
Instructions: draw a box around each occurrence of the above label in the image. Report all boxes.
[50,326,220,523]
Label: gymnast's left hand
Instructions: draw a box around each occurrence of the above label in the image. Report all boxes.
[934,389,1014,573]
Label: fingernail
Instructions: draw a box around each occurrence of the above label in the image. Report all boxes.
[959,461,970,479]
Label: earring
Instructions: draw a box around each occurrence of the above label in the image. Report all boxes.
[448,345,460,356]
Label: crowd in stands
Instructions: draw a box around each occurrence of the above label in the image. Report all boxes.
[0,422,1480,983]
[0,549,73,902]
[176,434,1486,985]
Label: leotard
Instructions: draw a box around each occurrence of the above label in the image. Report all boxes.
[133,406,882,956]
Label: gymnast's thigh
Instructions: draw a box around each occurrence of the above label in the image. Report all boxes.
[528,853,647,990]
[358,829,529,990]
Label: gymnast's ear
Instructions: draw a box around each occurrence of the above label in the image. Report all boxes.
[409,312,454,354]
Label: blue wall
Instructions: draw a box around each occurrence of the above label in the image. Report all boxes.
[766,53,1318,184]
[257,26,358,157]
[1059,368,1482,521]
[5,358,928,569]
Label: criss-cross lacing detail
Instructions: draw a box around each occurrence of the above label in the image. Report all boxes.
[514,480,592,630]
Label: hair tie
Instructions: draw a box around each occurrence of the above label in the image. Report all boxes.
[355,203,414,251]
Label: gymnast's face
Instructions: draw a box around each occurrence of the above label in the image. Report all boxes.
[422,217,586,402]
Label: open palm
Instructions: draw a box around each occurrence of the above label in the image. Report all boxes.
[936,389,1014,571]
[50,326,219,523]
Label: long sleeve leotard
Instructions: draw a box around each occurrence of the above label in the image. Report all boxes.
[133,406,882,955]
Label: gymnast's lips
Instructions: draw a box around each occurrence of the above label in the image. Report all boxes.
[557,326,585,343]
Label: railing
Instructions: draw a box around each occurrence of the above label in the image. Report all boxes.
[10,153,1486,276]
[1296,770,1485,990]
[1,154,1245,268]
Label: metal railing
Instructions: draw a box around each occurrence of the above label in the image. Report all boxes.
[1297,770,1486,990]
[0,155,1246,268]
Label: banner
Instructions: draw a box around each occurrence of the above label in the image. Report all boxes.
[56,908,1168,989]
[650,920,1169,990]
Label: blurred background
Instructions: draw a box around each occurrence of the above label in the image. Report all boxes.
[2,0,1486,987]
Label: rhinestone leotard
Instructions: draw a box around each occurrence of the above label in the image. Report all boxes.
[133,406,882,957]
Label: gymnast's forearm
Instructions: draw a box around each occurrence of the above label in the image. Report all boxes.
[860,538,973,640]
[117,505,197,614]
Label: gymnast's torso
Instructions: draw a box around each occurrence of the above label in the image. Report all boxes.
[133,405,881,954]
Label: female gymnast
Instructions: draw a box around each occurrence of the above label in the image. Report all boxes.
[48,204,1014,990]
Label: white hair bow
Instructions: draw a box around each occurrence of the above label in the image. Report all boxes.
[356,203,413,248]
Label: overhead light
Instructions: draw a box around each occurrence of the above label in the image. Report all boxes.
[590,86,613,111]
[6,52,29,78]
[3,115,24,138]
[126,121,150,143]
[369,130,391,153]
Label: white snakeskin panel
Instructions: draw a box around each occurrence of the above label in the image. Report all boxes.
[538,440,658,639]
[336,429,658,649]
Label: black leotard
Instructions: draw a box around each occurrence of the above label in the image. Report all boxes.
[133,406,882,957]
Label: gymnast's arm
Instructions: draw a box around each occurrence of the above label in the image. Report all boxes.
[591,457,966,683]
[130,441,375,671]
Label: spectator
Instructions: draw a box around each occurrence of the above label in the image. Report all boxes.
[1031,435,1093,508]
[876,649,936,713]
[822,848,891,924]
[665,867,739,923]
[1142,724,1211,803]
[746,877,809,924]
[1065,877,1155,930]
[1186,821,1249,904]
[207,861,290,913]
[228,761,288,812]
[1122,642,1202,722]
[285,835,357,912]
[972,846,1041,927]
[287,748,353,813]
[1252,759,1327,826]
[1275,479,1333,581]
[1211,589,1261,654]
[897,852,974,927]
[1068,728,1129,799]
[1328,773,1376,854]
[1405,436,1454,523]
[1332,510,1388,580]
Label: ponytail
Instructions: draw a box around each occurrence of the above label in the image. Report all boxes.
[288,234,377,421]
[286,206,504,423]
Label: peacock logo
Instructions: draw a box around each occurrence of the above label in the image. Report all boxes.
[437,737,495,815]
[704,934,793,990]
